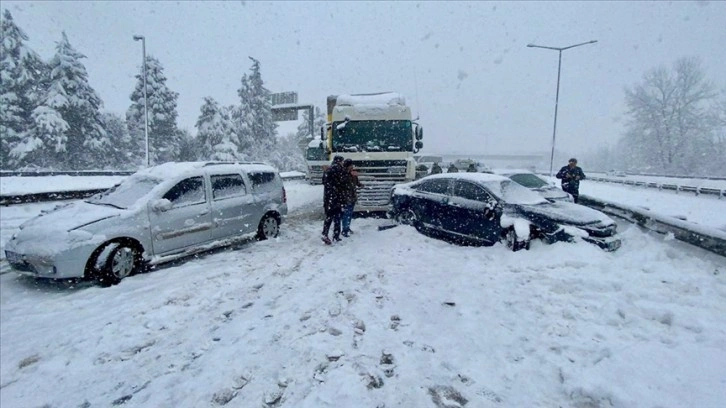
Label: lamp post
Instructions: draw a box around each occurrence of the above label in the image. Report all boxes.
[133,35,150,167]
[527,40,597,176]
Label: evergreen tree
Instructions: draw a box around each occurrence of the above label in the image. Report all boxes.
[100,112,138,169]
[236,57,279,166]
[0,9,46,168]
[127,56,180,165]
[25,32,108,169]
[175,128,201,162]
[196,97,242,161]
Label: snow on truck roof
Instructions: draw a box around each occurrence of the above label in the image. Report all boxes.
[336,92,406,106]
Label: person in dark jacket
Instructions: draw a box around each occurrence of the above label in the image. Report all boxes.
[447,163,459,173]
[321,155,346,244]
[341,159,363,237]
[430,162,443,174]
[556,158,586,203]
[466,163,478,172]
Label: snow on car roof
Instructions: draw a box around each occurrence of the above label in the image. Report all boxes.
[490,168,536,175]
[133,161,277,180]
[424,172,510,183]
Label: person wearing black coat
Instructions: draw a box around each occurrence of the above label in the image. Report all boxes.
[556,158,586,203]
[321,155,346,244]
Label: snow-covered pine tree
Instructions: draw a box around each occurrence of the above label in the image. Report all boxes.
[0,9,47,169]
[236,57,280,167]
[127,56,180,165]
[196,97,242,161]
[101,112,138,169]
[26,32,108,170]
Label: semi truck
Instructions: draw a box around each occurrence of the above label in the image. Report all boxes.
[320,92,423,212]
[304,138,328,184]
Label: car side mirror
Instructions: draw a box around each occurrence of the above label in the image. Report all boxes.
[151,198,172,212]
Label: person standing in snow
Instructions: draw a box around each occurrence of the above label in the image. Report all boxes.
[321,155,346,244]
[430,162,443,174]
[556,158,586,203]
[341,158,363,237]
[447,163,459,173]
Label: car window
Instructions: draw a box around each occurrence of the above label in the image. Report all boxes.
[87,175,161,209]
[248,171,277,192]
[508,173,549,188]
[211,174,247,200]
[162,177,206,206]
[415,178,450,194]
[453,180,492,202]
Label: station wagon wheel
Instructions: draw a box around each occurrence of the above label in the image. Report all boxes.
[257,214,280,240]
[396,208,418,226]
[99,244,140,286]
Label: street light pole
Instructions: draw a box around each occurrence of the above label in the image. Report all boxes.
[133,35,150,167]
[527,40,597,176]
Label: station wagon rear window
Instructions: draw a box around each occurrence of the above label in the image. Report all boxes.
[212,174,247,200]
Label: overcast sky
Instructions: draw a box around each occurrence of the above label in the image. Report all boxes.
[4,1,725,157]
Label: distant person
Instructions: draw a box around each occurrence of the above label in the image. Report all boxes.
[447,163,459,173]
[321,156,346,244]
[556,158,586,203]
[430,162,443,174]
[341,159,363,237]
[466,163,478,172]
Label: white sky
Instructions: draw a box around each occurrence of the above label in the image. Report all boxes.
[1,178,725,407]
[4,1,726,156]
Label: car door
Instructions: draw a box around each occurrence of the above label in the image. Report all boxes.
[447,180,501,244]
[209,173,258,240]
[411,178,452,231]
[149,176,213,255]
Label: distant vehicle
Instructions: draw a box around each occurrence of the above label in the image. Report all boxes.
[607,169,627,177]
[451,158,491,173]
[388,173,621,251]
[305,139,328,184]
[492,169,573,202]
[5,162,288,285]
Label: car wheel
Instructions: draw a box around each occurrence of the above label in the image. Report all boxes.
[98,243,140,286]
[396,208,418,226]
[257,214,280,240]
[505,228,530,252]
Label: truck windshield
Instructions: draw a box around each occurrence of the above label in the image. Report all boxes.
[306,147,327,160]
[332,120,412,152]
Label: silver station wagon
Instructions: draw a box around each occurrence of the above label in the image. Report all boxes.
[5,161,288,285]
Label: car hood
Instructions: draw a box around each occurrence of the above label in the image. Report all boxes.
[534,186,570,201]
[515,201,615,228]
[18,201,122,236]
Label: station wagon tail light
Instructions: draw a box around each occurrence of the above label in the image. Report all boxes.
[282,186,287,203]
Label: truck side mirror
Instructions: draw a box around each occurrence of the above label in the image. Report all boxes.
[415,125,423,141]
[414,141,423,153]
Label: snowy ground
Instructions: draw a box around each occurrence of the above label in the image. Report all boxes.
[1,180,725,407]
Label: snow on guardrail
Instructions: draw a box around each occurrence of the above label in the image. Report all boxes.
[587,175,725,199]
[579,195,726,257]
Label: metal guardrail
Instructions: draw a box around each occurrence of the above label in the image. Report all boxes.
[588,176,725,199]
[579,195,726,257]
[0,173,306,206]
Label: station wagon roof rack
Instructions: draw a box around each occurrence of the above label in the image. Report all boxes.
[202,161,268,167]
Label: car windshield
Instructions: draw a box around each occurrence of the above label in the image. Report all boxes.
[507,173,549,189]
[86,175,161,209]
[484,179,549,205]
[332,120,412,152]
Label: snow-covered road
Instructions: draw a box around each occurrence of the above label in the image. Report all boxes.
[1,180,725,407]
